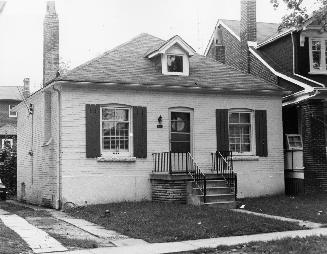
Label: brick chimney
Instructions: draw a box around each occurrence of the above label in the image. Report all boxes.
[43,1,59,86]
[23,78,30,98]
[240,0,256,73]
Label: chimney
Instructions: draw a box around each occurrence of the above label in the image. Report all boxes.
[23,78,30,98]
[43,1,59,86]
[240,0,256,73]
[214,26,225,64]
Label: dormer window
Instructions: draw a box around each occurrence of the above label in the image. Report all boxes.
[309,38,327,74]
[167,55,183,73]
[146,35,196,77]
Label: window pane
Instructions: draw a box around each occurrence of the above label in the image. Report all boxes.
[229,113,239,123]
[102,108,115,120]
[167,55,183,72]
[312,40,321,70]
[115,109,128,121]
[241,144,250,152]
[240,113,250,123]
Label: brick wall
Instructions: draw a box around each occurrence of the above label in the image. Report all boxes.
[151,180,187,203]
[16,91,58,208]
[301,99,327,192]
[0,101,19,128]
[55,84,285,205]
[249,52,278,85]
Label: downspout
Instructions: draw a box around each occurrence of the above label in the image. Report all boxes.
[291,32,325,88]
[52,84,62,210]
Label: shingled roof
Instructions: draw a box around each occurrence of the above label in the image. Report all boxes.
[0,86,23,100]
[58,33,282,93]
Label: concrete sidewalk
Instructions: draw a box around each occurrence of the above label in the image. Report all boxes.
[62,227,327,254]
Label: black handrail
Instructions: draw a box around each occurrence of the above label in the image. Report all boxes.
[152,152,189,174]
[211,151,237,199]
[187,152,207,203]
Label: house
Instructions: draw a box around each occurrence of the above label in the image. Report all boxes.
[205,0,327,194]
[16,1,286,209]
[0,81,29,151]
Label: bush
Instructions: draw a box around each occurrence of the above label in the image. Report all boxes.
[0,146,17,196]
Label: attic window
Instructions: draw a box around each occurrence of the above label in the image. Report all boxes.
[167,55,183,72]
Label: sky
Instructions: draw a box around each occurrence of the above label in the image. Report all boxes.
[0,0,318,92]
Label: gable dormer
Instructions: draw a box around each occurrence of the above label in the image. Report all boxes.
[146,35,196,76]
[300,19,327,75]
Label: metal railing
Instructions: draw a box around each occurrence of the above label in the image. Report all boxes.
[211,151,237,198]
[186,152,207,203]
[152,152,189,174]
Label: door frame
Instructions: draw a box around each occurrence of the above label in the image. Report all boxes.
[168,107,194,154]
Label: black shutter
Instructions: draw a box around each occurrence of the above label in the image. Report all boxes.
[255,110,268,157]
[85,104,101,158]
[216,109,229,151]
[133,106,147,158]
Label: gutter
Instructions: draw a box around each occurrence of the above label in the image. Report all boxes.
[52,84,62,210]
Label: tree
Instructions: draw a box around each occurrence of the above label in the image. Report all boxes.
[271,0,327,31]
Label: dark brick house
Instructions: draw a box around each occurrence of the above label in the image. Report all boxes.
[0,79,30,150]
[205,0,327,193]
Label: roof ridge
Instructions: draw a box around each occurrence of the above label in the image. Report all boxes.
[220,18,279,25]
[59,33,159,80]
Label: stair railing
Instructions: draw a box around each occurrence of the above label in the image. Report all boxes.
[187,152,207,203]
[211,151,237,199]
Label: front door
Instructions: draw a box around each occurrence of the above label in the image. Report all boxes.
[170,111,191,153]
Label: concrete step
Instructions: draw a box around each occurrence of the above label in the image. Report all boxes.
[199,193,235,203]
[192,186,233,195]
[204,201,237,209]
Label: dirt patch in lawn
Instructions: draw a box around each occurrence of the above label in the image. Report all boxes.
[176,236,327,254]
[66,201,303,243]
[240,194,327,224]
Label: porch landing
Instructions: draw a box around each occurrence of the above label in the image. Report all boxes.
[150,173,236,208]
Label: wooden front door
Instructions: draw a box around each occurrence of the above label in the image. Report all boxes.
[170,111,191,153]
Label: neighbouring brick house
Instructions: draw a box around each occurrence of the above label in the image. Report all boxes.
[16,1,287,209]
[205,0,327,194]
[0,81,29,151]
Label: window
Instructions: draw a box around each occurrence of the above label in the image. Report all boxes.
[309,38,327,74]
[167,55,183,72]
[9,105,17,117]
[228,110,253,154]
[1,139,13,149]
[101,107,131,156]
[286,134,303,150]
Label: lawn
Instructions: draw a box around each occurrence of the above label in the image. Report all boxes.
[176,236,327,254]
[0,218,32,254]
[0,202,50,217]
[239,194,327,224]
[66,201,302,243]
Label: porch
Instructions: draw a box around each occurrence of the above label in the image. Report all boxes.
[150,151,237,207]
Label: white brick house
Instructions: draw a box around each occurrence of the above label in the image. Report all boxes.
[16,2,286,209]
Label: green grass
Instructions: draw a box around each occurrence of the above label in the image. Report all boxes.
[66,201,302,243]
[0,202,50,218]
[177,236,327,254]
[240,194,327,224]
[0,219,32,254]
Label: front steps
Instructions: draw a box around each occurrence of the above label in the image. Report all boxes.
[187,176,236,208]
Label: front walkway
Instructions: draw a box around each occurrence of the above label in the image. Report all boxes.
[63,228,327,254]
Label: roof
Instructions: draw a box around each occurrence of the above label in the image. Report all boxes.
[0,124,16,136]
[0,86,23,101]
[220,19,280,43]
[58,33,282,93]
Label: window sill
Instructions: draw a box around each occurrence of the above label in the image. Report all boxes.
[232,155,259,161]
[97,156,136,162]
[308,71,327,75]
